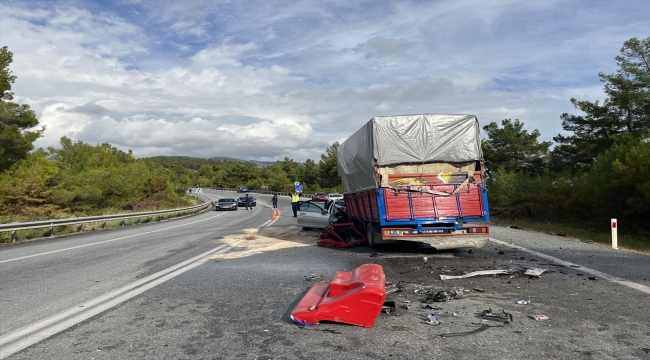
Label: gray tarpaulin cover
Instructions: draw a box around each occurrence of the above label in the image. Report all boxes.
[337,114,483,193]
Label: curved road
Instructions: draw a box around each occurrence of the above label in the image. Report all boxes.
[1,190,649,359]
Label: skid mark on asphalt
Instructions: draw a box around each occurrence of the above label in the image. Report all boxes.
[490,237,650,295]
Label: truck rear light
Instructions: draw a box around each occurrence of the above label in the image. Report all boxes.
[467,227,488,233]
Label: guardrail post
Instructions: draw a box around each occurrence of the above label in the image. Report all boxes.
[78,224,83,232]
[102,221,106,229]
[121,219,125,226]
[137,217,140,224]
[11,230,16,243]
[149,216,152,222]
[49,224,54,237]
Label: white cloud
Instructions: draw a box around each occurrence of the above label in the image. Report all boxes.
[352,36,412,58]
[190,42,258,70]
[1,0,648,162]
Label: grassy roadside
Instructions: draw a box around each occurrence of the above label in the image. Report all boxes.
[490,217,650,254]
[0,197,206,244]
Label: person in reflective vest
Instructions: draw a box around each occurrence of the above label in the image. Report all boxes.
[291,192,300,217]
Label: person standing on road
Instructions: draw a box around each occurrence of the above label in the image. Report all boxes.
[272,193,278,209]
[291,191,300,217]
[245,193,252,210]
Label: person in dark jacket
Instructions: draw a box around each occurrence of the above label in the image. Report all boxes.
[272,194,278,209]
[245,194,252,210]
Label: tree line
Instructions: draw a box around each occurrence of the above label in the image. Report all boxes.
[143,142,342,194]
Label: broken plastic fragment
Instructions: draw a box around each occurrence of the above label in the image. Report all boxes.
[426,314,440,326]
[428,289,462,302]
[382,300,396,314]
[440,269,512,280]
[524,268,552,277]
[532,314,549,320]
[516,300,529,305]
[290,315,315,327]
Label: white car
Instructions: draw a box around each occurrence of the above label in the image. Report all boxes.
[326,193,343,201]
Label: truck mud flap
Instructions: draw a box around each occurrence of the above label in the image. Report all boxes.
[290,264,386,328]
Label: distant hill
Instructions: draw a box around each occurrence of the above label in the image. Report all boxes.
[142,156,277,170]
[209,157,276,167]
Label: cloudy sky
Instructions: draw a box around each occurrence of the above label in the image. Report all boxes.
[1,0,649,161]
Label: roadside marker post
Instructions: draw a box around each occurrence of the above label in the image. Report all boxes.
[611,218,618,249]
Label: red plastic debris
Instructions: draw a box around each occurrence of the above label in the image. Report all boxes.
[317,223,367,248]
[291,264,386,328]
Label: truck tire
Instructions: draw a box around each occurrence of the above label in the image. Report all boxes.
[366,223,376,249]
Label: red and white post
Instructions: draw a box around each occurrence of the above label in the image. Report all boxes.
[611,218,618,249]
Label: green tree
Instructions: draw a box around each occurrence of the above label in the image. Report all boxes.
[196,164,215,187]
[0,47,44,172]
[481,119,551,177]
[570,130,650,219]
[222,162,260,188]
[318,142,341,190]
[0,150,61,218]
[261,163,291,192]
[553,37,650,172]
[302,158,320,191]
[281,156,303,183]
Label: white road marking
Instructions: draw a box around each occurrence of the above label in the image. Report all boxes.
[0,240,241,359]
[490,237,650,295]
[0,212,229,264]
[259,219,272,227]
[257,204,280,227]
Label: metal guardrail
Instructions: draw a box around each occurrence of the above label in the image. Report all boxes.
[206,188,313,198]
[0,194,213,241]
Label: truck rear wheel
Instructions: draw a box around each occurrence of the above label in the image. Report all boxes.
[366,223,376,249]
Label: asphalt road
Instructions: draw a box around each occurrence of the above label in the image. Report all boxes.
[1,190,649,359]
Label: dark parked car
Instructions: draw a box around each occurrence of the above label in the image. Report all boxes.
[237,187,250,193]
[312,192,328,201]
[237,196,256,207]
[215,198,238,211]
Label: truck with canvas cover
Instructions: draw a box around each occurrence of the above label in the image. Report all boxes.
[337,114,490,249]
